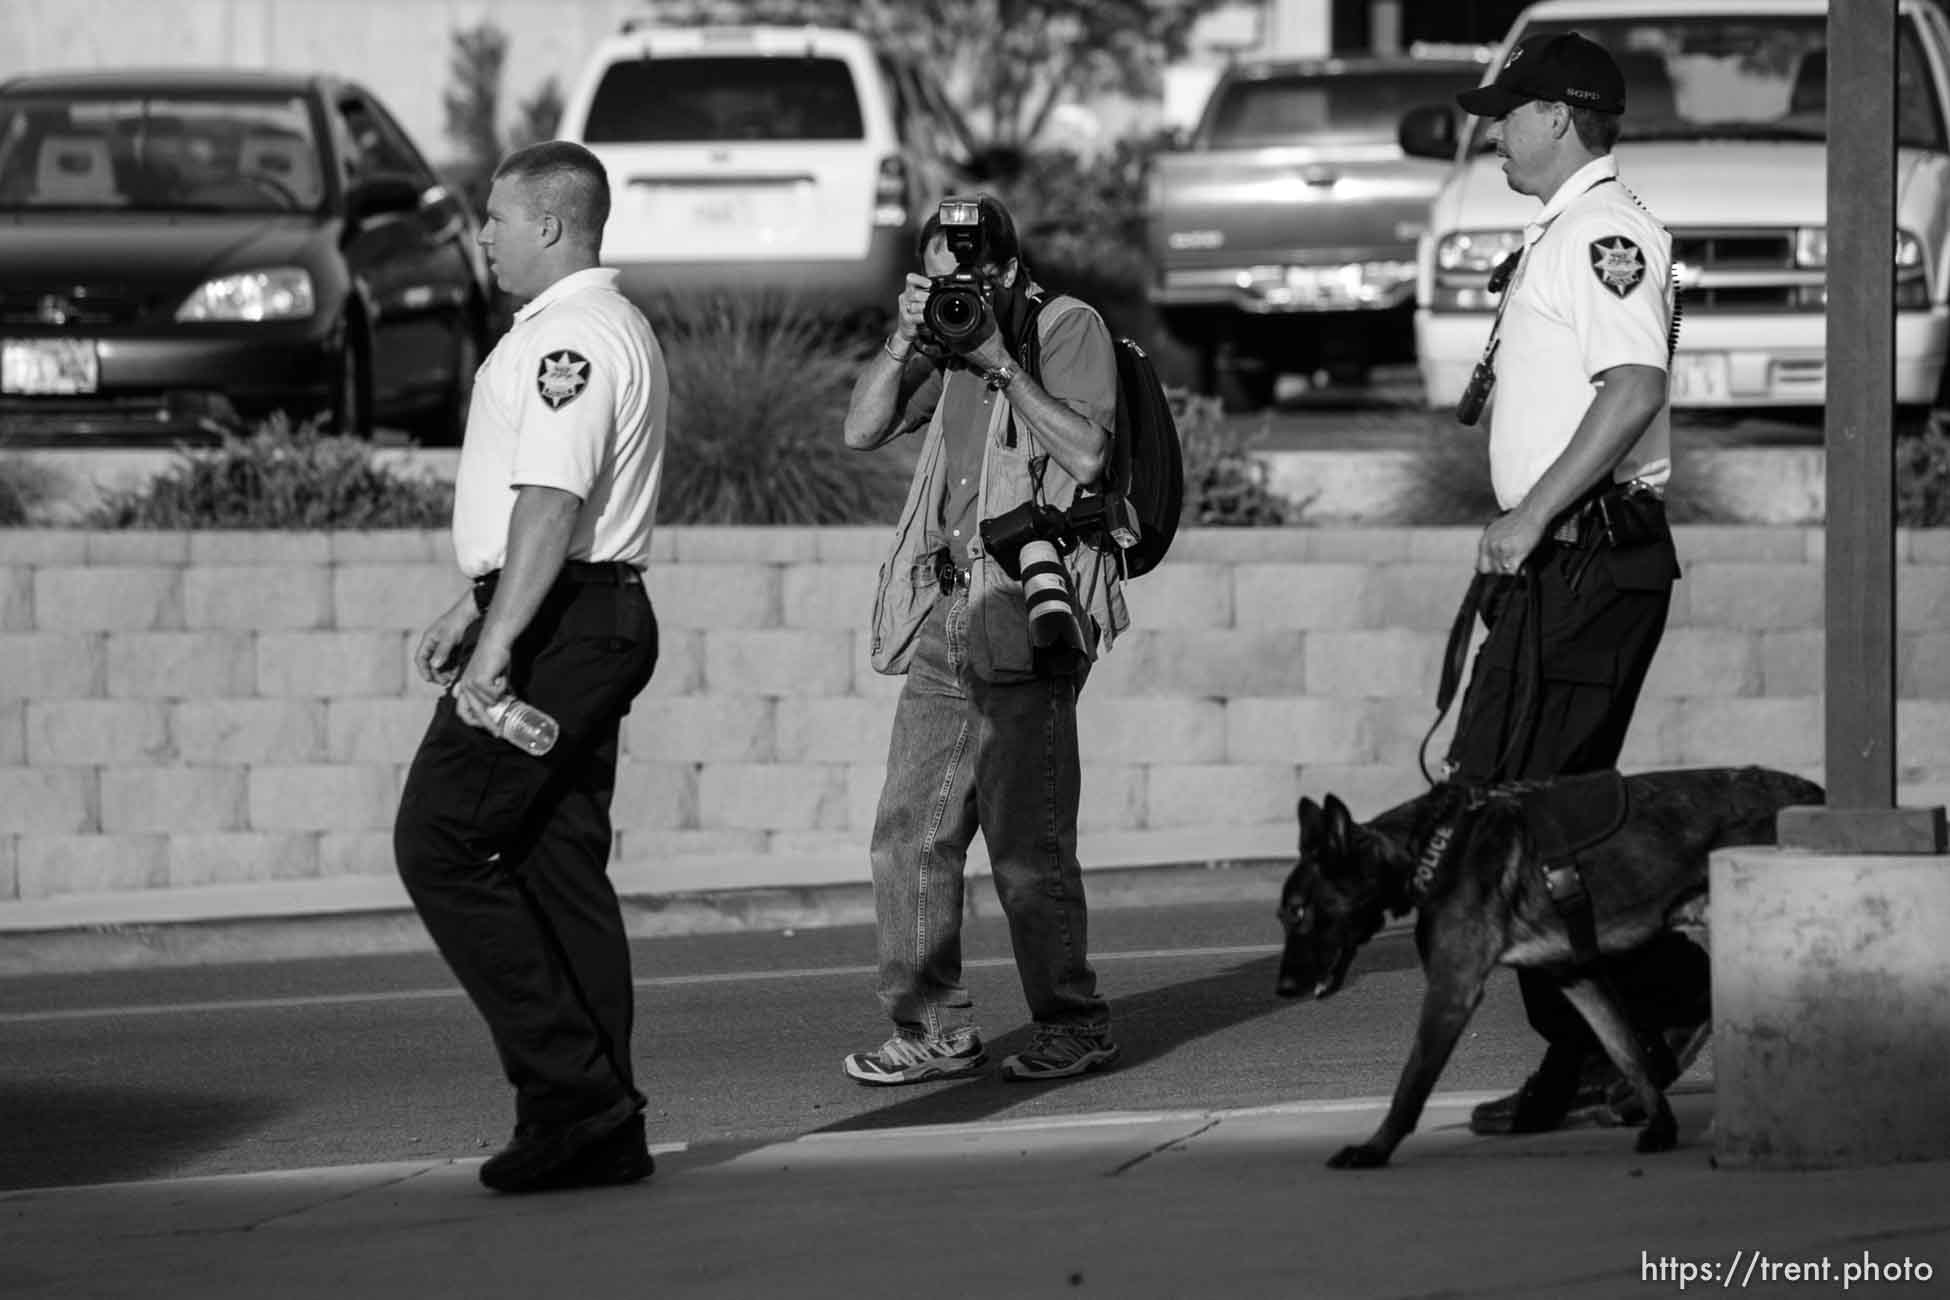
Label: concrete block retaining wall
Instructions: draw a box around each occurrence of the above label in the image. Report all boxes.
[2,525,1948,906]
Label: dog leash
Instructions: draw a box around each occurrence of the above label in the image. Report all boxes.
[1419,568,1545,787]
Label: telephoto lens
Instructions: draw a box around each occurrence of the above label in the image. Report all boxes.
[1016,539,1087,651]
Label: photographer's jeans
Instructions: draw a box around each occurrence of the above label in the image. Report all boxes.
[869,593,1110,1041]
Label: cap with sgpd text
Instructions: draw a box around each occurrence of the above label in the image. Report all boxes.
[1457,32,1626,117]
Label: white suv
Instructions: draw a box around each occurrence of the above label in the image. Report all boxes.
[559,22,980,315]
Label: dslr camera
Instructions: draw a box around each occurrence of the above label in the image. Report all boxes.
[979,500,1087,657]
[920,197,1002,354]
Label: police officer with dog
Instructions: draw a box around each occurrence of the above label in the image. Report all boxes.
[394,140,666,1193]
[1437,33,1711,1137]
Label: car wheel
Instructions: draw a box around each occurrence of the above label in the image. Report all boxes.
[1217,362,1278,415]
[421,320,481,448]
[329,328,371,436]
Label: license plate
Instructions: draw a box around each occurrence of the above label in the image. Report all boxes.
[1670,352,1729,404]
[2,338,99,395]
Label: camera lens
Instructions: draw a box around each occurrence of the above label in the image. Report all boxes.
[1017,540,1086,651]
[925,286,984,342]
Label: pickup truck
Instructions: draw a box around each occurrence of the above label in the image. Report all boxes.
[1399,0,1950,430]
[1142,53,1486,412]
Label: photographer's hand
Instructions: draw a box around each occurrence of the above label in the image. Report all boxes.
[894,273,929,344]
[962,332,1013,375]
[843,274,937,451]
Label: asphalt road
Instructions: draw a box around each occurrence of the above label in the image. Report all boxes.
[0,900,1547,1193]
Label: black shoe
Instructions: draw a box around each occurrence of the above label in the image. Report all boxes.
[1469,1044,1596,1136]
[479,1096,643,1194]
[525,1114,654,1192]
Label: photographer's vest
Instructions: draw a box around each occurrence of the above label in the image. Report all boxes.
[870,295,1129,683]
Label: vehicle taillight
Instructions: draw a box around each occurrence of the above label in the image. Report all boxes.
[874,155,908,227]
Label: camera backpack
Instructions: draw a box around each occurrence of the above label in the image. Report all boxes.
[1020,296,1185,579]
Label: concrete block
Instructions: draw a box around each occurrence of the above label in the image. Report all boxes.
[249,764,401,831]
[815,528,892,563]
[188,531,332,565]
[0,836,15,900]
[1144,763,1297,829]
[1232,564,1371,628]
[773,697,897,762]
[0,766,94,833]
[1081,764,1145,834]
[642,629,704,697]
[16,834,168,898]
[1677,563,1821,629]
[698,763,848,831]
[175,700,328,764]
[0,569,28,632]
[610,762,699,832]
[1076,695,1226,764]
[1897,701,1950,764]
[1909,529,1950,564]
[3,531,86,563]
[1901,633,1950,698]
[101,765,248,832]
[763,830,866,861]
[333,565,469,629]
[1638,628,1758,698]
[107,632,255,698]
[182,566,332,630]
[325,698,432,763]
[1310,529,1421,563]
[1758,630,1824,698]
[1118,564,1234,630]
[781,565,878,630]
[26,699,170,764]
[0,634,104,699]
[851,637,908,699]
[1225,697,1372,765]
[319,831,399,877]
[1294,762,1428,822]
[1671,526,1808,562]
[1899,566,1950,630]
[624,696,775,762]
[671,527,818,563]
[1713,849,1950,1167]
[701,630,854,696]
[33,567,181,632]
[847,763,887,831]
[258,632,407,697]
[1667,698,1823,767]
[1305,630,1445,699]
[646,565,780,628]
[1365,695,1459,771]
[614,828,767,863]
[85,531,189,565]
[1404,528,1483,564]
[0,701,18,765]
[1088,629,1307,697]
[1171,528,1328,563]
[167,832,320,887]
[1368,564,1476,632]
[329,530,448,564]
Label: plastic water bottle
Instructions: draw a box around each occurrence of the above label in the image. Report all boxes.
[485,697,558,756]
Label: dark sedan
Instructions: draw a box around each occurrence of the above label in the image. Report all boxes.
[0,69,494,445]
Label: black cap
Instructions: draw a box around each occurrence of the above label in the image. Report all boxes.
[1457,32,1626,118]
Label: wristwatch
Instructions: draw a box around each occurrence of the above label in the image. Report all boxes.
[985,363,1018,391]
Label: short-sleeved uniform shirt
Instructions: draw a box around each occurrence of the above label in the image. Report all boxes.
[890,303,1117,565]
[451,267,668,579]
[1490,155,1674,511]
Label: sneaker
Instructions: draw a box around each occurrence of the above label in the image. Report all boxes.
[479,1095,641,1194]
[842,1030,986,1086]
[999,1029,1120,1082]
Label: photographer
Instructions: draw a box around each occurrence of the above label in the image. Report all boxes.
[840,194,1126,1086]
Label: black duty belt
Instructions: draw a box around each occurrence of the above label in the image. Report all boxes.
[473,561,641,607]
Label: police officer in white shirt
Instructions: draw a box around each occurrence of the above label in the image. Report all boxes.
[395,140,667,1194]
[1439,35,1707,1139]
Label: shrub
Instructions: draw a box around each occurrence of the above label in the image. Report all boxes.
[647,292,915,525]
[1174,390,1302,527]
[1897,423,1950,527]
[0,455,66,526]
[83,416,454,529]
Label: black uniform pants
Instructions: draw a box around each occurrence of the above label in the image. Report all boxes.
[1446,532,1708,1064]
[394,566,658,1129]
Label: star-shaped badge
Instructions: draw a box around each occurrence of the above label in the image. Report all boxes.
[1589,236,1646,298]
[537,350,591,409]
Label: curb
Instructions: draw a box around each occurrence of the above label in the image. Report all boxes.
[0,856,1301,975]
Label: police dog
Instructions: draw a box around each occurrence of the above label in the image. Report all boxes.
[1276,766,1822,1170]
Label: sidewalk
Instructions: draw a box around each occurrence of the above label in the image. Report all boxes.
[5,1088,1944,1299]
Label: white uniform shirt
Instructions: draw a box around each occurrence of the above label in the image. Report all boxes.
[1489,155,1674,510]
[451,267,668,578]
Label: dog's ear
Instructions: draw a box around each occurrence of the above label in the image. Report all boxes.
[1323,794,1354,858]
[1297,797,1323,852]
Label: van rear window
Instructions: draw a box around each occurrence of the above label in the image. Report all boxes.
[583,56,864,142]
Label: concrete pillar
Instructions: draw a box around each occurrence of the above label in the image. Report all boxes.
[1712,848,1950,1168]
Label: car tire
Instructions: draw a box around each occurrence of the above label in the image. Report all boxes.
[329,325,371,437]
[1217,362,1278,415]
[421,316,482,448]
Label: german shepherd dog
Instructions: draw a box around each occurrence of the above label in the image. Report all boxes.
[1276,766,1822,1169]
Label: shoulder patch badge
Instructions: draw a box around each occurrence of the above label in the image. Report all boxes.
[537,350,591,409]
[1589,236,1646,298]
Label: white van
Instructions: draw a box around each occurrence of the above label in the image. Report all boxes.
[558,22,980,314]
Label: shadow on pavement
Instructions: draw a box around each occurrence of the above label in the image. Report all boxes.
[0,1081,287,1191]
[815,935,1422,1136]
